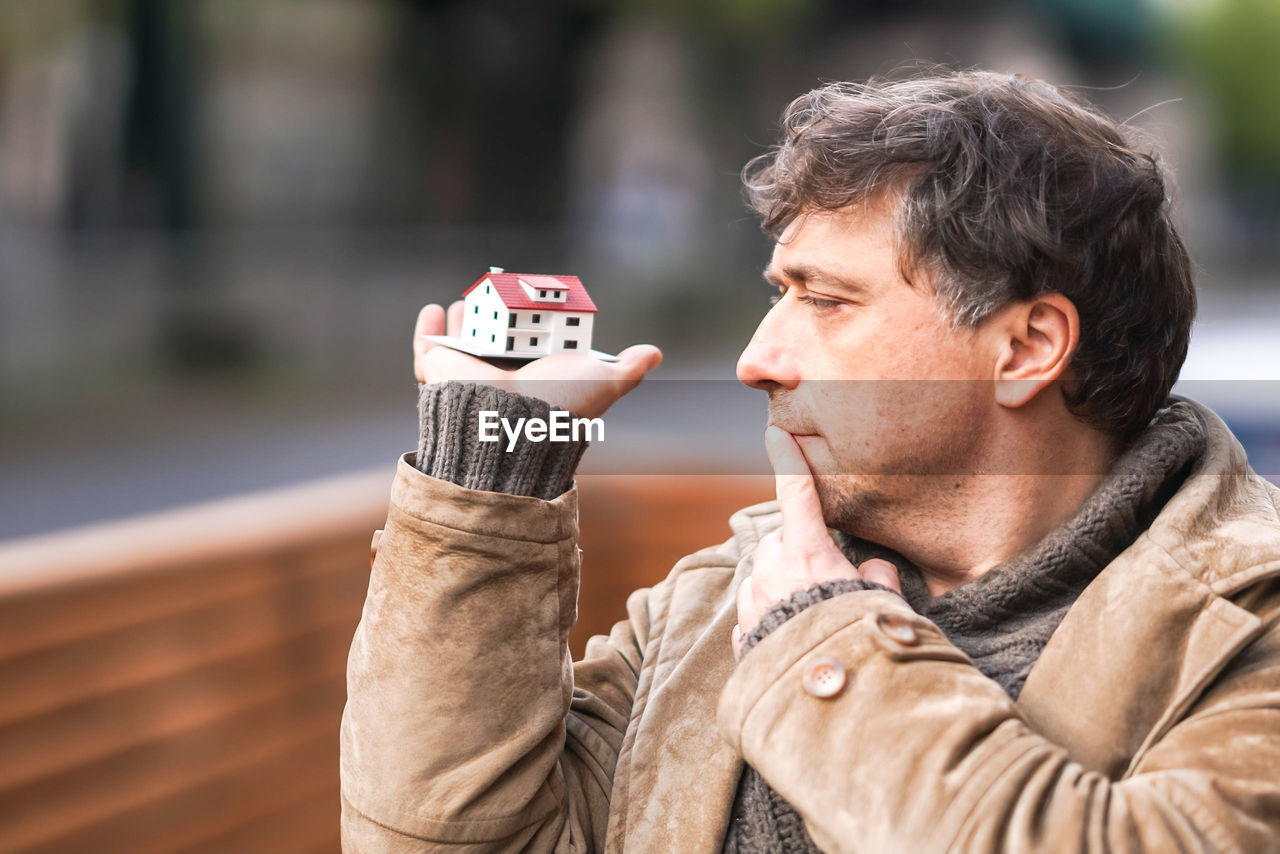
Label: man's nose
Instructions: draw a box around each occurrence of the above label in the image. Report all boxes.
[736,309,801,390]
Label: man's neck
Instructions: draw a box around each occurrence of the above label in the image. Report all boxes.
[860,423,1120,598]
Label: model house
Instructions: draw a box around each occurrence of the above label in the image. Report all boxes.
[459,267,597,358]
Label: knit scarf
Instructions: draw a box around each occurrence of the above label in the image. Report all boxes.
[721,400,1207,854]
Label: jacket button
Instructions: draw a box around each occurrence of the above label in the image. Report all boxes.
[802,656,847,698]
[875,614,919,646]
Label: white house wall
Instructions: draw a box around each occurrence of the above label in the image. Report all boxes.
[506,310,550,357]
[506,309,592,356]
[548,312,593,354]
[461,278,510,355]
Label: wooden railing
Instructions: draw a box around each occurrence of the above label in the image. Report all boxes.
[0,469,772,854]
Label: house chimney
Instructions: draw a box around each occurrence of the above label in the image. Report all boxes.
[489,266,505,273]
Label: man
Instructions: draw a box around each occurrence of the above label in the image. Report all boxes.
[341,71,1280,853]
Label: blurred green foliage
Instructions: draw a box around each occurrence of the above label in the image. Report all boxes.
[1171,0,1280,188]
[0,0,83,57]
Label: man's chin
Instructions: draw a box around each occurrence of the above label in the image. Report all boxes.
[809,472,888,531]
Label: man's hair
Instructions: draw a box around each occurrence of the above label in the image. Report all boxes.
[744,70,1196,441]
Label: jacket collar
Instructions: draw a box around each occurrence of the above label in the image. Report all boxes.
[1143,400,1280,596]
[1019,399,1280,775]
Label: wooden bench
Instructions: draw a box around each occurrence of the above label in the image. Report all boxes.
[0,469,772,854]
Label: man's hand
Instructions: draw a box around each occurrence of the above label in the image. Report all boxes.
[732,425,901,659]
[414,302,663,419]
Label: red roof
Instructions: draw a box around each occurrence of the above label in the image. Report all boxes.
[519,274,570,291]
[462,272,598,313]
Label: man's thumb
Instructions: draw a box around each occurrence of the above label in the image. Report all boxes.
[859,558,901,593]
[616,345,663,379]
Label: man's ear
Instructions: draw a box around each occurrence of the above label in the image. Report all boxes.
[989,293,1079,409]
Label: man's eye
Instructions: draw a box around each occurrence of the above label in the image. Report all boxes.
[768,292,841,310]
[796,294,841,310]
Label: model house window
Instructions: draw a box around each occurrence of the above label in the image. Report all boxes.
[566,317,580,327]
[539,290,546,297]
[493,311,498,319]
[474,306,478,314]
[507,336,514,349]
[565,340,578,349]
[472,329,476,337]
[486,285,491,294]
[530,337,538,346]
[508,315,516,327]
[532,314,540,323]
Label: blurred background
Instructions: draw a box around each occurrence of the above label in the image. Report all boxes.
[0,1,1277,852]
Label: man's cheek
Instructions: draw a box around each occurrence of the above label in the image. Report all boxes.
[807,435,860,477]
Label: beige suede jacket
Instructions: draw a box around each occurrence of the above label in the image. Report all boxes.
[341,401,1280,853]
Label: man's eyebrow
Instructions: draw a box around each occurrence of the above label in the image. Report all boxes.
[763,264,868,295]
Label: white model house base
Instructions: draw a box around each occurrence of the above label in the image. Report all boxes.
[420,334,618,363]
[425,268,617,362]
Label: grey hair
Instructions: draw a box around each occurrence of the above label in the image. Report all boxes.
[745,71,1196,440]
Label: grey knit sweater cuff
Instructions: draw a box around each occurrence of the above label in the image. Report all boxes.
[739,578,896,656]
[415,381,589,500]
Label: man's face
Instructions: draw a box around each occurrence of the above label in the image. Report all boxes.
[736,200,996,530]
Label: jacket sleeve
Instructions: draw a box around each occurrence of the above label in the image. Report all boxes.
[340,454,649,853]
[717,587,1280,854]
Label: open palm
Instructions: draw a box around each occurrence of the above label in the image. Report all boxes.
[413,301,663,418]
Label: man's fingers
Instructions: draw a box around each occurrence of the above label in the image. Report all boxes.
[416,341,503,386]
[616,344,663,374]
[859,558,901,593]
[414,305,448,380]
[416,304,445,340]
[611,345,663,390]
[764,425,829,544]
[446,300,464,338]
